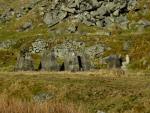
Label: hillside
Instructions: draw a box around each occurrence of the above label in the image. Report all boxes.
[1,71,150,113]
[1,1,150,113]
[0,0,150,71]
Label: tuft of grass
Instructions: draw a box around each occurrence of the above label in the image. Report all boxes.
[0,95,85,113]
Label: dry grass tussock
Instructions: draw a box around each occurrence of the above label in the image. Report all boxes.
[0,95,85,113]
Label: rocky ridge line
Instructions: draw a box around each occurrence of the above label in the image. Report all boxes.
[43,0,138,29]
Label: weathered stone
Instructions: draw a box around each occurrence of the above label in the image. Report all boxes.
[43,10,67,27]
[113,10,120,16]
[33,93,54,103]
[82,19,95,26]
[85,44,108,59]
[61,5,76,13]
[20,22,33,31]
[15,49,34,71]
[64,51,91,72]
[0,40,16,49]
[41,0,137,29]
[127,0,138,11]
[41,49,59,71]
[64,51,80,72]
[106,2,116,12]
[77,52,91,71]
[96,21,104,28]
[30,38,48,54]
[0,8,15,23]
[97,110,105,113]
[137,19,150,28]
[103,55,123,69]
[67,24,78,33]
[114,15,129,30]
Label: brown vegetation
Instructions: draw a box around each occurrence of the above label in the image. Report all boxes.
[0,95,84,113]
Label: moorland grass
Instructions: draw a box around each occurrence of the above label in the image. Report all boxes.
[0,70,150,113]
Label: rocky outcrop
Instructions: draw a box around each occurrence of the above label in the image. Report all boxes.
[43,0,138,28]
[0,0,139,29]
[85,44,110,59]
[40,49,59,71]
[52,40,85,58]
[0,8,15,23]
[103,55,123,69]
[0,0,41,23]
[15,48,34,71]
[29,38,48,54]
[64,51,91,71]
[40,40,91,71]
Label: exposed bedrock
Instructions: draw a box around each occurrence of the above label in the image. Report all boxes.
[43,0,138,29]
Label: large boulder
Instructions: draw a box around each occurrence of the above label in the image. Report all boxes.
[64,51,91,71]
[43,10,67,27]
[77,52,91,71]
[39,40,91,72]
[103,55,123,69]
[41,49,59,71]
[64,51,80,72]
[15,49,34,71]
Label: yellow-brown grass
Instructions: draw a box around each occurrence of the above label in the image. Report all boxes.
[0,95,84,113]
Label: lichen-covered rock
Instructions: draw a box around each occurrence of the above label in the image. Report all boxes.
[43,10,67,27]
[29,38,48,54]
[15,48,34,71]
[33,93,54,103]
[41,49,59,71]
[63,50,91,71]
[43,0,137,29]
[0,8,15,23]
[67,24,78,33]
[53,40,85,58]
[19,22,33,32]
[40,40,91,71]
[0,40,16,49]
[77,52,91,71]
[137,19,150,30]
[64,51,80,72]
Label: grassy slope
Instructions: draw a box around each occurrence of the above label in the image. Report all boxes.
[1,71,150,113]
[0,0,150,70]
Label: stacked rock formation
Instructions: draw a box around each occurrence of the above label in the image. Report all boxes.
[40,48,91,72]
[43,0,137,28]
